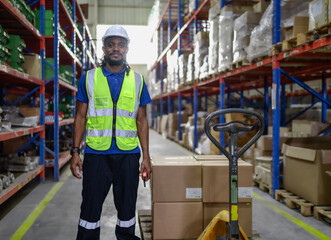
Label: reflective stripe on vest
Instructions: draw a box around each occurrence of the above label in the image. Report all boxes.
[85,67,143,151]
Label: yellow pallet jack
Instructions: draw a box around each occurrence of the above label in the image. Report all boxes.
[198,109,264,240]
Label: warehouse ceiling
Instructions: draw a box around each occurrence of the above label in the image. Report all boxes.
[77,0,155,37]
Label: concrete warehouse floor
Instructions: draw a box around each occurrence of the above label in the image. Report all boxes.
[0,130,330,240]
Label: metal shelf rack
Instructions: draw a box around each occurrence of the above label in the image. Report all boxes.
[150,0,331,197]
[0,0,45,205]
[44,0,96,180]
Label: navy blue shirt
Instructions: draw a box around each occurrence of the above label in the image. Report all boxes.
[76,67,151,154]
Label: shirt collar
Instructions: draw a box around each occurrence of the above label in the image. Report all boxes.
[102,66,125,77]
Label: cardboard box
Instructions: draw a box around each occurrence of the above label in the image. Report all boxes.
[151,156,195,164]
[284,16,309,40]
[202,160,253,202]
[157,116,161,133]
[152,159,202,202]
[283,137,331,205]
[256,135,288,151]
[268,126,290,137]
[254,148,272,159]
[253,1,270,13]
[255,156,272,170]
[160,114,168,137]
[292,120,330,137]
[194,155,228,161]
[254,165,271,188]
[23,54,42,79]
[19,106,40,117]
[3,137,29,154]
[243,144,255,160]
[309,0,328,30]
[153,202,203,239]
[203,202,252,237]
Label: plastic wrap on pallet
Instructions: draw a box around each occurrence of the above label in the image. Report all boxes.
[187,52,195,83]
[200,55,209,79]
[166,50,179,93]
[218,13,235,72]
[233,11,262,63]
[195,134,213,155]
[178,53,188,85]
[208,1,220,75]
[309,0,328,30]
[194,31,209,80]
[246,0,310,62]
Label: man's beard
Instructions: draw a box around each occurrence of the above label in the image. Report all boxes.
[105,55,124,66]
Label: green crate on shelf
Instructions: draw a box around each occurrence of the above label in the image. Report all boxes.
[7,35,25,51]
[44,27,54,37]
[45,58,54,79]
[10,62,24,72]
[77,22,83,33]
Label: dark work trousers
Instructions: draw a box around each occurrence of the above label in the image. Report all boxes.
[76,153,141,240]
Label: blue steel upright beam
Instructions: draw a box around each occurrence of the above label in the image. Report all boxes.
[264,77,269,135]
[220,78,225,150]
[39,0,45,181]
[281,83,286,126]
[168,96,171,114]
[271,0,281,197]
[322,75,327,123]
[178,93,182,141]
[194,0,198,34]
[178,0,182,55]
[168,3,171,44]
[193,86,198,151]
[54,0,60,181]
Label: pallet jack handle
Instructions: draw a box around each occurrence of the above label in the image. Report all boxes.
[204,108,264,240]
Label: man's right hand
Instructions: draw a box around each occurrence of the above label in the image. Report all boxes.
[70,154,83,179]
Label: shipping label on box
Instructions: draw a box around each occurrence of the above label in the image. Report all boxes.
[186,188,202,199]
[238,187,253,198]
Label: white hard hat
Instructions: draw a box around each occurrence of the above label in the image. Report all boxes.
[102,25,130,45]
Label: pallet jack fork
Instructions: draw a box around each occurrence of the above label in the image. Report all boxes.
[198,109,264,240]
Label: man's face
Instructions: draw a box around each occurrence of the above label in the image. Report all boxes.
[102,36,128,66]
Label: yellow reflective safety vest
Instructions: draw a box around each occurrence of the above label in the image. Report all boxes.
[85,67,143,151]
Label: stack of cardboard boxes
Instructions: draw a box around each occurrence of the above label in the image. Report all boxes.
[151,155,253,239]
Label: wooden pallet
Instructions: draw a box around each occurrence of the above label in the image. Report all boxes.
[273,23,331,54]
[231,59,250,70]
[314,206,331,221]
[138,209,152,240]
[275,190,314,216]
[254,180,272,195]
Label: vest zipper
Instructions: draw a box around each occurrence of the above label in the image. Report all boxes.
[113,101,117,139]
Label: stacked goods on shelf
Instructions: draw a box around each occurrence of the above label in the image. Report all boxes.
[282,136,331,205]
[232,11,262,64]
[151,156,203,239]
[35,10,54,36]
[45,58,54,79]
[6,35,25,72]
[186,52,194,83]
[290,119,330,137]
[59,65,74,84]
[23,53,42,79]
[247,0,309,61]
[166,50,179,93]
[218,11,235,72]
[0,171,15,193]
[309,0,329,30]
[9,0,35,24]
[48,96,74,119]
[1,106,39,129]
[208,2,220,75]
[5,155,39,173]
[194,31,209,80]
[0,25,10,66]
[178,53,188,85]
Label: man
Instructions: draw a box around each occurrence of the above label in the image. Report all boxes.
[70,25,152,240]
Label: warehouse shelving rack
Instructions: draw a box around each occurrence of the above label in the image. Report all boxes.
[0,0,45,204]
[43,0,96,180]
[150,0,331,197]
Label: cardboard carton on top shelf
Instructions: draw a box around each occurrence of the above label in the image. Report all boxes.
[23,54,42,79]
[308,0,328,30]
[284,16,309,40]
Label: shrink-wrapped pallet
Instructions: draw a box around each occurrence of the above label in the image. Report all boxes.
[187,53,194,83]
[208,2,220,75]
[194,31,209,80]
[218,13,235,72]
[178,53,188,85]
